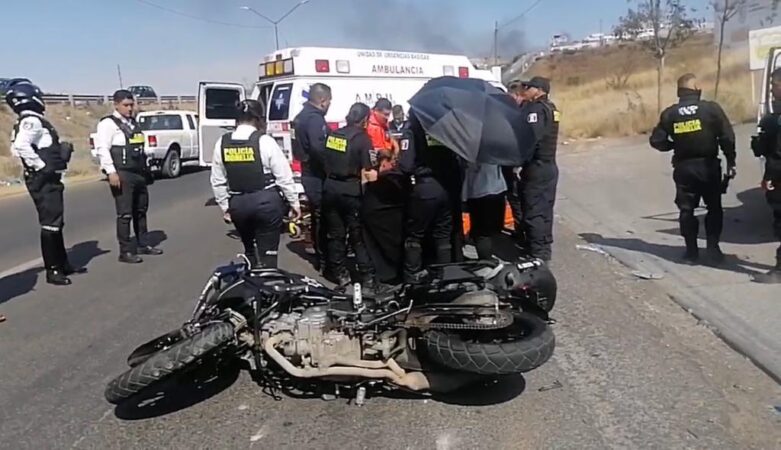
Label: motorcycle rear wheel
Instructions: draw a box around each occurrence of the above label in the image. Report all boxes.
[104,322,234,404]
[422,312,554,375]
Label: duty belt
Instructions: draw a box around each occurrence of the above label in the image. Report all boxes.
[327,174,360,182]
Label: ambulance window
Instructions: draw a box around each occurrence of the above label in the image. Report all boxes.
[258,84,274,111]
[268,83,293,121]
[205,88,241,120]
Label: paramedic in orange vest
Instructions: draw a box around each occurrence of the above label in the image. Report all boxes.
[366,98,399,171]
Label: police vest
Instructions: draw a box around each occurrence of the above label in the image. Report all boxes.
[104,116,146,172]
[324,126,364,181]
[536,98,560,163]
[13,116,72,171]
[221,130,267,193]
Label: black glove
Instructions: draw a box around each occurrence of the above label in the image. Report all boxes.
[751,135,764,158]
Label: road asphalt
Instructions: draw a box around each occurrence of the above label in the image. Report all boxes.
[0,167,779,449]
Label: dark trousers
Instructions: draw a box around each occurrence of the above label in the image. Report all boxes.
[229,190,286,268]
[362,174,408,283]
[26,171,68,270]
[302,174,326,268]
[468,193,506,260]
[323,183,374,282]
[519,161,559,261]
[502,166,523,234]
[673,158,723,249]
[112,170,149,254]
[404,178,452,278]
[767,178,781,264]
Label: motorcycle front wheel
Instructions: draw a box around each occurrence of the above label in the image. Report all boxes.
[104,322,234,404]
[422,312,555,375]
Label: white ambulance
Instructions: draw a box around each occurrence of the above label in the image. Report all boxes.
[197,47,504,175]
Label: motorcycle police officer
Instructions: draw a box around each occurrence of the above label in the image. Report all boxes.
[650,73,736,264]
[399,111,454,282]
[211,100,301,268]
[321,103,377,289]
[7,82,84,285]
[291,83,332,272]
[517,76,560,262]
[750,67,781,283]
[94,90,163,264]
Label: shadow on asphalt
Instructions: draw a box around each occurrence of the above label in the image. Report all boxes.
[113,358,242,421]
[153,166,205,183]
[145,230,168,248]
[286,240,318,270]
[644,187,776,245]
[0,240,109,305]
[579,232,774,276]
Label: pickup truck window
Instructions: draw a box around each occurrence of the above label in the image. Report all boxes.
[268,83,293,121]
[139,114,184,130]
[205,89,241,120]
[186,114,196,130]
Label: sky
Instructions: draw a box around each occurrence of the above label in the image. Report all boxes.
[0,0,712,94]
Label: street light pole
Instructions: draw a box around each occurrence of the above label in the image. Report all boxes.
[493,20,499,66]
[240,1,309,51]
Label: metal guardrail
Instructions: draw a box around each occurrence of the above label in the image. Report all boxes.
[41,94,196,107]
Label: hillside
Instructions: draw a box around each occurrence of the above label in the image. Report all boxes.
[525,34,754,139]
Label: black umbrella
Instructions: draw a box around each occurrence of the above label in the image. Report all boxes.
[408,76,536,166]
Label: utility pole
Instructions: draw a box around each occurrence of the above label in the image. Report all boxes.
[117,64,123,89]
[493,20,499,66]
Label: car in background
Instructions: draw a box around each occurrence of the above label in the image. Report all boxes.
[0,77,32,96]
[128,85,158,99]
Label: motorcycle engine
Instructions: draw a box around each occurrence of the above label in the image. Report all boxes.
[262,306,373,368]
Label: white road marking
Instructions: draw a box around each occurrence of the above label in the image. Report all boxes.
[0,257,43,279]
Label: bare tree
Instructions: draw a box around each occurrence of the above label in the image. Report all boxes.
[712,0,747,99]
[606,50,641,90]
[615,0,694,113]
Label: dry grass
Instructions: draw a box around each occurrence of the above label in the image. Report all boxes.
[0,101,196,182]
[527,34,754,139]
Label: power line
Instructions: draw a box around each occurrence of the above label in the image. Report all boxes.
[501,0,545,29]
[133,0,270,29]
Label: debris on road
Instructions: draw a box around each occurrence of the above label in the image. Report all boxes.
[773,405,781,415]
[538,379,563,392]
[0,314,6,323]
[631,270,665,280]
[576,244,610,256]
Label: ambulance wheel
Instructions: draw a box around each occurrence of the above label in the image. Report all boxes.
[162,148,181,178]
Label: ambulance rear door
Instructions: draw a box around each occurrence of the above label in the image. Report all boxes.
[197,82,245,166]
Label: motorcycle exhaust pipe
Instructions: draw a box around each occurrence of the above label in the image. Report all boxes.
[263,334,479,393]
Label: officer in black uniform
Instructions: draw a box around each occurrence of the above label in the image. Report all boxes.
[650,73,736,264]
[399,111,454,282]
[322,103,377,289]
[94,90,162,263]
[211,100,301,268]
[517,76,560,262]
[503,80,528,237]
[750,67,781,283]
[7,82,84,285]
[291,83,332,272]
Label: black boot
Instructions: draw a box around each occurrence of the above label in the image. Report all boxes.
[682,235,699,264]
[705,238,725,265]
[403,239,425,283]
[118,252,143,264]
[55,232,86,275]
[41,231,71,286]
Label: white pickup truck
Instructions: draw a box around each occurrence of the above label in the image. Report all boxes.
[90,110,200,178]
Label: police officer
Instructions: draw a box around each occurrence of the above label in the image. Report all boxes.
[322,103,377,289]
[389,104,409,139]
[503,80,527,238]
[94,90,162,264]
[517,76,560,262]
[750,67,781,283]
[291,83,332,272]
[211,100,301,268]
[399,111,454,282]
[7,82,84,285]
[650,73,736,264]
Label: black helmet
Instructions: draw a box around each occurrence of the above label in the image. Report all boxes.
[5,82,45,113]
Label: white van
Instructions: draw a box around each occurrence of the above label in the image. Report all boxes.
[197,47,504,176]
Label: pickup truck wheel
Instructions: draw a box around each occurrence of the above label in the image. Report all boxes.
[161,149,181,178]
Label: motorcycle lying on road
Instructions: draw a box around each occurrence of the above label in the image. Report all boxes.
[104,257,557,405]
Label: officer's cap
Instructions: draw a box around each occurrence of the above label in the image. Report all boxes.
[522,76,550,93]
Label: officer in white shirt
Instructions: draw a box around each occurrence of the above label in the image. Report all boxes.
[211,100,301,268]
[94,90,162,264]
[7,82,84,285]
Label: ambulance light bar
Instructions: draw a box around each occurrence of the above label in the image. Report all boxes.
[258,58,295,79]
[443,65,470,78]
